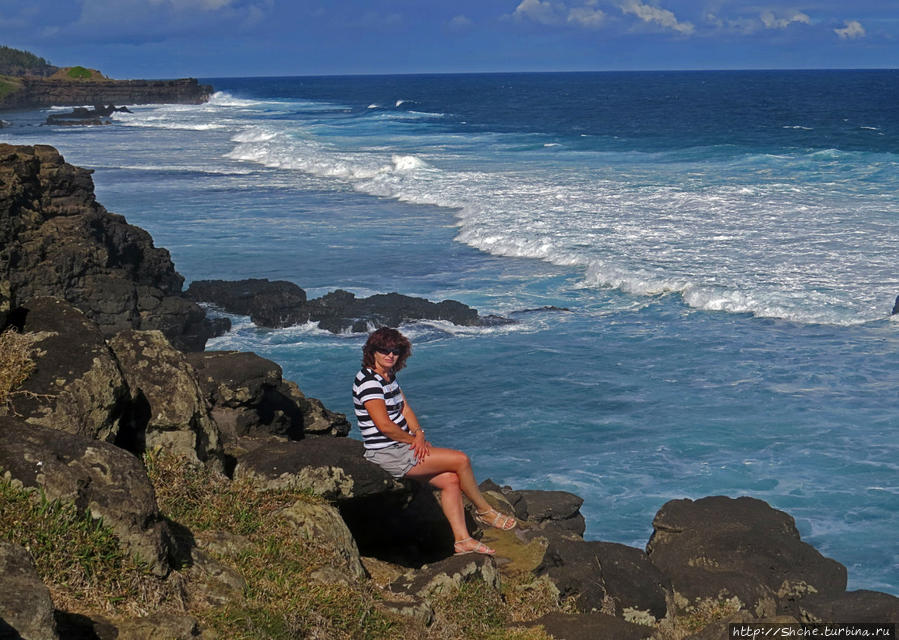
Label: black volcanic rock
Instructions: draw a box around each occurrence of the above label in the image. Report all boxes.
[0,144,217,350]
[45,105,132,126]
[647,496,848,617]
[185,279,307,327]
[185,278,510,333]
[186,350,350,441]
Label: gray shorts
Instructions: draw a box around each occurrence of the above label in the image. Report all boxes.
[363,442,418,478]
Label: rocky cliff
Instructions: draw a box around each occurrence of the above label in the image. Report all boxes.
[0,77,212,110]
[0,143,222,350]
[0,145,896,639]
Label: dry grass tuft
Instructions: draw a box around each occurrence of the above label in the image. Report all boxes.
[0,327,37,408]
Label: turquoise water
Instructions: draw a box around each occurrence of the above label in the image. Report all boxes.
[3,71,897,594]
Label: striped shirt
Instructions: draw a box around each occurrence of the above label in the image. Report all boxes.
[352,367,409,449]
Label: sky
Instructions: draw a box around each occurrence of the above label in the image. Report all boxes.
[1,0,895,78]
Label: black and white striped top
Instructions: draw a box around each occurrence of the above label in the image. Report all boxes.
[352,368,408,449]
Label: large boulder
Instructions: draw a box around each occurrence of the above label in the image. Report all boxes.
[277,500,367,582]
[185,278,509,333]
[0,144,217,351]
[4,297,128,442]
[0,542,59,640]
[232,436,404,500]
[0,417,172,576]
[108,329,223,470]
[535,535,669,622]
[184,279,306,327]
[186,350,350,441]
[486,481,586,536]
[646,496,848,618]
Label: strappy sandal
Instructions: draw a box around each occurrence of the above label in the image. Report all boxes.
[475,507,517,531]
[453,537,495,556]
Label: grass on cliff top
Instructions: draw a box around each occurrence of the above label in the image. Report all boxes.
[0,327,37,409]
[49,66,107,81]
[0,75,22,99]
[146,449,555,640]
[0,476,178,616]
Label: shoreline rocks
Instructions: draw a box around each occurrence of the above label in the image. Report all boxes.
[45,104,132,126]
[186,278,513,333]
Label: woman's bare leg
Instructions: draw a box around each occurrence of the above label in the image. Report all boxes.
[428,471,468,541]
[406,447,492,514]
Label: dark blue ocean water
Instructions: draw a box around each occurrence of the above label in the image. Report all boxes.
[3,70,897,594]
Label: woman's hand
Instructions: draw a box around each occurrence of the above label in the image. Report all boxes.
[410,429,430,462]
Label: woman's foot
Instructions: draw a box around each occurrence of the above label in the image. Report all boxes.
[453,537,495,556]
[475,507,517,531]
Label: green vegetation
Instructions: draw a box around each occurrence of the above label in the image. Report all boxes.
[0,478,174,616]
[0,445,558,639]
[66,66,92,79]
[147,449,555,639]
[0,45,56,77]
[0,75,22,99]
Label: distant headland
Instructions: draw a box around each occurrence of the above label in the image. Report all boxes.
[0,45,211,111]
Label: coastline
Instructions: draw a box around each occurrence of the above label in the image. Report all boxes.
[0,76,212,111]
[2,78,896,599]
[1,144,897,637]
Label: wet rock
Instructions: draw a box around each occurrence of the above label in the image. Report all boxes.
[108,329,223,470]
[185,278,511,332]
[6,297,128,442]
[45,105,131,126]
[0,542,58,640]
[185,279,306,327]
[0,417,172,576]
[646,496,848,618]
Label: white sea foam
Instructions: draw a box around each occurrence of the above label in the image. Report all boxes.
[221,101,899,326]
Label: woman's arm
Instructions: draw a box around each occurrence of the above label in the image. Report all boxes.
[401,397,430,461]
[363,398,416,444]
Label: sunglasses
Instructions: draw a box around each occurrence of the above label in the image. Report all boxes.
[376,347,404,356]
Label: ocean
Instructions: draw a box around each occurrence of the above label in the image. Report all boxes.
[2,70,897,595]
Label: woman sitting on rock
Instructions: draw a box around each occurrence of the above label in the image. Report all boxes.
[352,327,516,556]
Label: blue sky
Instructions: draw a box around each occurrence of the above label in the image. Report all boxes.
[1,0,895,78]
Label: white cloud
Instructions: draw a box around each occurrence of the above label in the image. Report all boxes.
[834,19,865,39]
[619,0,694,35]
[760,10,810,29]
[568,5,605,28]
[513,0,565,26]
[511,0,604,29]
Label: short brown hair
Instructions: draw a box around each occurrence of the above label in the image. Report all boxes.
[361,327,412,372]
